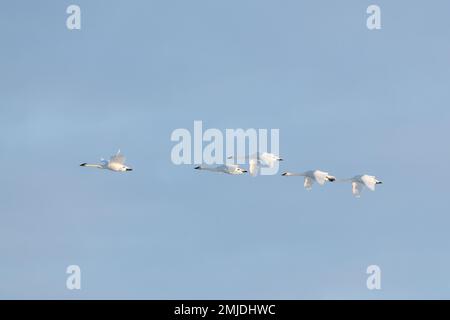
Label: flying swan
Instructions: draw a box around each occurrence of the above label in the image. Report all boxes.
[80,150,133,172]
[282,170,336,190]
[339,175,383,197]
[194,164,247,175]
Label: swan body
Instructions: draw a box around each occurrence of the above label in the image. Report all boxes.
[341,175,383,197]
[194,164,247,175]
[80,150,133,172]
[282,170,335,190]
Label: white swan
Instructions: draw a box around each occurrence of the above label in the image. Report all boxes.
[282,170,336,190]
[339,175,383,197]
[228,152,283,176]
[80,150,133,172]
[194,164,247,175]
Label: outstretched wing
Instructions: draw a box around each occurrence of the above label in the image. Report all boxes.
[249,159,259,177]
[304,177,314,190]
[110,150,125,164]
[352,181,364,197]
[259,153,277,168]
[361,175,377,191]
[313,171,328,185]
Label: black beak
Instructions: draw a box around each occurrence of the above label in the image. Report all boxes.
[242,170,248,173]
[194,166,201,170]
[126,168,133,171]
[376,181,383,184]
[80,163,87,167]
[281,172,287,176]
[279,158,284,161]
[328,177,336,182]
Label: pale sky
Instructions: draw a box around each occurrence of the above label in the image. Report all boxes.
[1,0,450,299]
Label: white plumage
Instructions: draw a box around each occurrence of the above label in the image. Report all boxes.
[80,150,133,172]
[194,164,247,175]
[282,170,336,190]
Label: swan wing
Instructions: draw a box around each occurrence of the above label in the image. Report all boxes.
[259,153,276,168]
[304,177,314,190]
[313,171,328,185]
[249,159,259,176]
[361,175,377,191]
[110,150,126,164]
[352,181,364,197]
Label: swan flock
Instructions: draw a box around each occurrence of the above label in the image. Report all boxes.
[194,152,382,197]
[81,151,382,197]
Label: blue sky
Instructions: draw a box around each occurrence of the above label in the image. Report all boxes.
[1,0,450,299]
